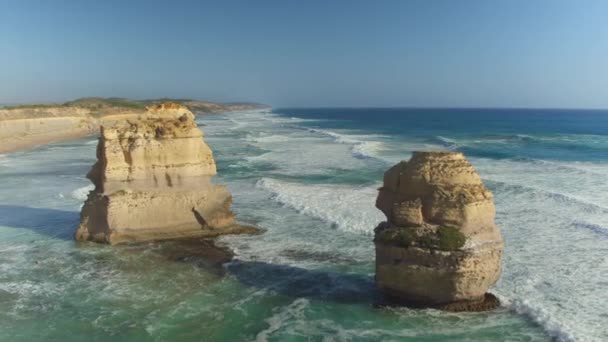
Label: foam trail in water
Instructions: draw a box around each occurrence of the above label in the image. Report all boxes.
[434,136,461,150]
[246,134,291,144]
[255,298,310,342]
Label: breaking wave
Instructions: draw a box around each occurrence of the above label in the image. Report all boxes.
[485,178,608,215]
[256,178,383,235]
[71,184,94,201]
[499,295,577,342]
[305,128,387,159]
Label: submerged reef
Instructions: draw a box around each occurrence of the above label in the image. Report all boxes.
[374,151,504,311]
[75,103,257,244]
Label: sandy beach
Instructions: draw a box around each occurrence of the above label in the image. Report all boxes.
[0,117,96,154]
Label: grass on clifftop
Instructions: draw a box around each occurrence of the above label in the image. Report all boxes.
[1,97,269,114]
[64,97,147,110]
[2,97,146,111]
[1,103,63,110]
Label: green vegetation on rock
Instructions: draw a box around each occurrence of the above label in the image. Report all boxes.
[375,227,415,247]
[374,225,466,251]
[437,226,466,251]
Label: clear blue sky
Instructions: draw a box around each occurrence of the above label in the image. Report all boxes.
[1,0,607,108]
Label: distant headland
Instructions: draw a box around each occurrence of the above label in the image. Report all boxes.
[0,97,270,154]
[1,97,270,115]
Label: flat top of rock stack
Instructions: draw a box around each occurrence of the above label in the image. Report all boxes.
[102,104,196,139]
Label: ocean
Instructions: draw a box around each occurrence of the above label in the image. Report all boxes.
[1,108,607,341]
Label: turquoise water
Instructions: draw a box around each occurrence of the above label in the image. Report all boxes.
[1,108,607,341]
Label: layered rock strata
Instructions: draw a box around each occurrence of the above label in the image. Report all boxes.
[75,103,256,244]
[374,151,503,311]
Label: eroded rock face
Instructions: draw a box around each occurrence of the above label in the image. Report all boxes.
[75,103,256,244]
[374,151,503,310]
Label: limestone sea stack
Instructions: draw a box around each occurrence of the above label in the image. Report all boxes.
[75,103,256,244]
[374,151,503,311]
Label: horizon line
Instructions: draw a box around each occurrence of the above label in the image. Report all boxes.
[3,97,608,112]
[273,105,608,112]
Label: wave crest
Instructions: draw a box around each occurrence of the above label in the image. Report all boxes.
[305,128,387,159]
[256,178,383,235]
[71,185,94,201]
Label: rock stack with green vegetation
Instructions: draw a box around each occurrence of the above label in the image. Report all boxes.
[374,151,504,311]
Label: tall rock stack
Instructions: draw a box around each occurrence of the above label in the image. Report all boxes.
[374,151,503,311]
[75,103,256,244]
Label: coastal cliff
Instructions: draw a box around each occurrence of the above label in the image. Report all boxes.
[0,97,269,153]
[374,151,503,311]
[75,103,257,244]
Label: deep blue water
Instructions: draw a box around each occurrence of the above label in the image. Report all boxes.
[276,108,608,161]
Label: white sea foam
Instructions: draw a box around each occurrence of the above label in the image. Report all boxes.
[71,184,94,201]
[304,127,389,159]
[537,159,608,177]
[245,134,292,144]
[227,117,248,130]
[306,127,386,144]
[434,135,461,150]
[473,157,608,211]
[244,135,368,176]
[255,298,310,342]
[351,140,385,159]
[498,295,577,342]
[261,114,320,124]
[487,158,608,341]
[256,178,383,235]
[0,154,10,167]
[209,110,388,160]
